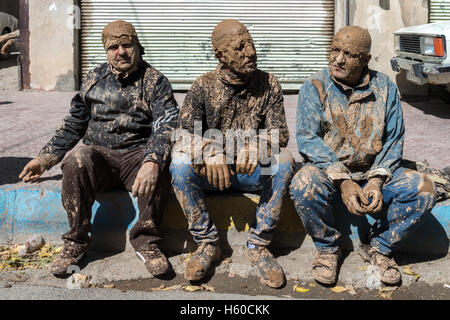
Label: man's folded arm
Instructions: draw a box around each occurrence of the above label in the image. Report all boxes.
[144,75,180,169]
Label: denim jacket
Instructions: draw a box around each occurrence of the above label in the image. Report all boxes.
[296,67,404,182]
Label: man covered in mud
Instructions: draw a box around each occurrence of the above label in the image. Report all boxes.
[170,19,294,288]
[290,26,437,286]
[19,21,179,277]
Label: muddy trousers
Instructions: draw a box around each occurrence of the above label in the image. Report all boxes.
[60,144,170,251]
[169,149,295,247]
[289,165,437,256]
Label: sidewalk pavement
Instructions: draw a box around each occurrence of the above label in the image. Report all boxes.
[0,89,449,291]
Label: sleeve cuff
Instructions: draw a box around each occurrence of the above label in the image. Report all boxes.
[367,167,392,180]
[36,153,60,171]
[325,163,352,182]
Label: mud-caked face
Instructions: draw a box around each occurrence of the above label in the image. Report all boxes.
[106,41,140,73]
[219,31,257,75]
[329,27,371,86]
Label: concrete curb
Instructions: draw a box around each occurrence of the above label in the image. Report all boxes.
[0,184,449,256]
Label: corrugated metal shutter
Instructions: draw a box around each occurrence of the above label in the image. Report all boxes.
[430,0,450,22]
[81,0,334,90]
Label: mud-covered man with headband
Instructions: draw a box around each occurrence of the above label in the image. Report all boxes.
[20,20,179,278]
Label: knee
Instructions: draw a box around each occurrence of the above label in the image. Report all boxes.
[169,152,196,185]
[61,146,95,172]
[402,170,437,207]
[289,164,330,201]
[415,172,438,210]
[272,148,295,177]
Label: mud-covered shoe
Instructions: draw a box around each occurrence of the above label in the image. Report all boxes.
[358,243,401,285]
[185,242,221,281]
[50,241,87,276]
[246,245,286,288]
[312,249,341,285]
[135,244,171,276]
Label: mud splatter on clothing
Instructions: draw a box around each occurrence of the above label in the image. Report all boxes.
[296,67,403,182]
[172,65,293,247]
[178,63,289,160]
[37,59,179,171]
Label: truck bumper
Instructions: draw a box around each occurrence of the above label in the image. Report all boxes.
[391,57,450,85]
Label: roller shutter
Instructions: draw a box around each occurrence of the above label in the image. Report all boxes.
[81,0,335,90]
[430,0,450,22]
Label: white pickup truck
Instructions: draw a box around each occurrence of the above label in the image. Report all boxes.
[391,21,450,88]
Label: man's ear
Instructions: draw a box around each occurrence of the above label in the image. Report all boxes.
[213,46,221,60]
[214,48,228,65]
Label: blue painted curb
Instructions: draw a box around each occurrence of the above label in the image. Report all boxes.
[1,184,449,255]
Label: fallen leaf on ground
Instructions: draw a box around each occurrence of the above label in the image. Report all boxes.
[151,285,166,291]
[308,283,317,288]
[379,286,398,293]
[162,285,183,291]
[379,291,393,300]
[184,285,203,292]
[102,284,115,289]
[201,284,215,292]
[403,266,421,281]
[293,285,309,293]
[0,244,62,271]
[330,286,348,293]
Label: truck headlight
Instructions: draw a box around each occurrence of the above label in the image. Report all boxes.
[421,37,435,55]
[394,35,400,51]
[420,36,445,57]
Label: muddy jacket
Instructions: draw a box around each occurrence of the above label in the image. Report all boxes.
[177,65,289,158]
[296,67,404,182]
[37,60,179,170]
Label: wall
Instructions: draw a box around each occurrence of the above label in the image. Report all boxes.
[23,0,432,93]
[349,0,429,96]
[28,0,77,91]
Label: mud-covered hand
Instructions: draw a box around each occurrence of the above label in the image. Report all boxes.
[19,158,45,182]
[340,179,369,216]
[132,161,159,198]
[204,153,233,191]
[362,177,385,214]
[236,144,259,175]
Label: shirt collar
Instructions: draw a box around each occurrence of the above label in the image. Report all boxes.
[328,67,373,102]
[216,63,252,87]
